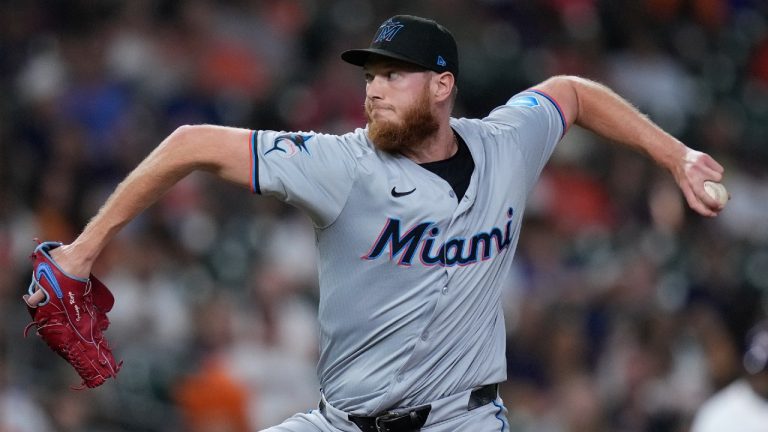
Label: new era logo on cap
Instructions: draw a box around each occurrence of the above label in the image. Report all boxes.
[341,15,459,79]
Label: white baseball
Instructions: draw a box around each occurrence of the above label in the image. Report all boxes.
[704,181,729,206]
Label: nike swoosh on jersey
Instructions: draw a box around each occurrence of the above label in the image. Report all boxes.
[391,187,416,197]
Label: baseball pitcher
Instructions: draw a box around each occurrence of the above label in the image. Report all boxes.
[24,15,726,432]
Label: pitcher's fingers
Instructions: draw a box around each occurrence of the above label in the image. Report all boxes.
[24,289,46,306]
[701,153,725,174]
[690,178,724,210]
[689,159,723,183]
[698,187,725,210]
[683,183,717,217]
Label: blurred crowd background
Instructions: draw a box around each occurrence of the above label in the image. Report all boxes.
[1,0,767,431]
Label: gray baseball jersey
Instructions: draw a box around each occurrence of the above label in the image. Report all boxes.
[250,90,565,416]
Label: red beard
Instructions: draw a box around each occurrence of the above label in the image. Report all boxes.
[365,85,439,155]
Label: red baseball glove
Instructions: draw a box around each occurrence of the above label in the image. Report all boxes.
[23,241,121,389]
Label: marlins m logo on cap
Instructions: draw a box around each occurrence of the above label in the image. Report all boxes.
[341,15,460,78]
[373,18,404,43]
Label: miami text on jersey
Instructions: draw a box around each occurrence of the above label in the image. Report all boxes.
[362,208,515,267]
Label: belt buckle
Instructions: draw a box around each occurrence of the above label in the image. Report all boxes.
[374,410,406,432]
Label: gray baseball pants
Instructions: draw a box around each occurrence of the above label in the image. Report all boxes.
[262,387,510,432]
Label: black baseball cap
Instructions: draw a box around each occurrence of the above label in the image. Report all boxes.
[341,15,459,78]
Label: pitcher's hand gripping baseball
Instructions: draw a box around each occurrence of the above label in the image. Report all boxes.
[23,241,121,389]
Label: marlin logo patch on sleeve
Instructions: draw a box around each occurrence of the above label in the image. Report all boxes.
[264,134,313,159]
[507,95,540,108]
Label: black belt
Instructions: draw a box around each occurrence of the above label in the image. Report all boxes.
[320,383,498,432]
